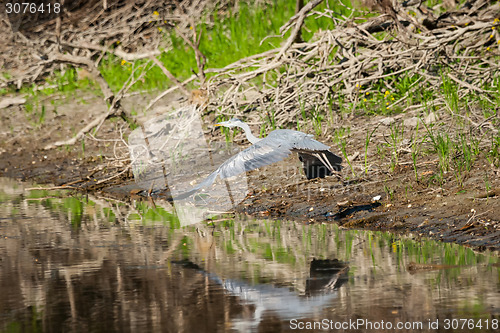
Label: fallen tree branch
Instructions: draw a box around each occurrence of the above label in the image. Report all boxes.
[43,53,149,150]
[145,75,198,111]
[175,22,207,82]
[48,52,116,104]
[150,56,191,97]
[274,0,324,61]
[56,40,162,61]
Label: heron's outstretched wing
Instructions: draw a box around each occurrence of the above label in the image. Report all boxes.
[290,133,330,151]
[172,129,342,200]
[172,136,294,200]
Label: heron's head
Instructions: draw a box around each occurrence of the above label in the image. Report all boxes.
[215,118,245,129]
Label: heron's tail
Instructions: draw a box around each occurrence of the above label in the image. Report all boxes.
[321,150,343,172]
[297,149,343,180]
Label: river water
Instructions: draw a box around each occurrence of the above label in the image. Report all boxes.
[0,178,498,332]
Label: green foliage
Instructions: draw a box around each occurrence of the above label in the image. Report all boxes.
[387,122,404,172]
[333,126,355,177]
[99,0,347,92]
[486,133,500,167]
[441,72,460,114]
[424,122,450,175]
[364,124,378,175]
[384,184,395,201]
[410,120,423,182]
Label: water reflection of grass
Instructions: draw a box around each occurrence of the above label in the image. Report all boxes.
[22,189,182,229]
[2,184,499,333]
[26,189,85,227]
[16,188,496,281]
[19,189,494,261]
[201,219,491,272]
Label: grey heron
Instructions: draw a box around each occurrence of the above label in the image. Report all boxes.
[172,118,342,200]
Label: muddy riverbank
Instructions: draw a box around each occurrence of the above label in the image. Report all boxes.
[1,90,498,253]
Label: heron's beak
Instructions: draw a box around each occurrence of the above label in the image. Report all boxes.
[214,123,221,127]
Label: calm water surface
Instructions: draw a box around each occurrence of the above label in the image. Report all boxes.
[0,178,499,332]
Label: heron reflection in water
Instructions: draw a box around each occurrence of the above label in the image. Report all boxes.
[173,118,342,200]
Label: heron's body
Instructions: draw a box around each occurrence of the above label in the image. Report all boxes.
[173,119,342,200]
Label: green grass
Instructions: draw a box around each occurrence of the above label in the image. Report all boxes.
[486,133,500,167]
[364,125,377,175]
[2,0,499,196]
[98,0,356,93]
[387,122,404,172]
[441,72,460,114]
[3,0,357,117]
[433,132,451,179]
[333,126,355,177]
[410,120,423,182]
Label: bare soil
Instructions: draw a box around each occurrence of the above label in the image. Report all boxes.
[1,91,499,253]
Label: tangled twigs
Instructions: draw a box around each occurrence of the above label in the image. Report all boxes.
[175,22,207,82]
[1,0,231,89]
[0,0,235,150]
[43,54,150,150]
[203,1,500,131]
[43,52,125,149]
[274,0,324,61]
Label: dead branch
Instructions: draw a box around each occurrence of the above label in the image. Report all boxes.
[150,57,191,97]
[145,75,198,111]
[175,24,207,82]
[43,55,151,150]
[198,0,500,136]
[274,0,324,61]
[56,40,162,61]
[48,52,115,104]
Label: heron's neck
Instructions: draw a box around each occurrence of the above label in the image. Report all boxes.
[238,122,261,144]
